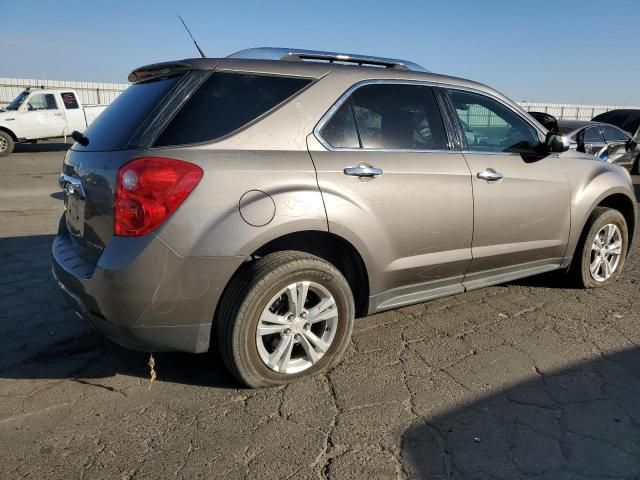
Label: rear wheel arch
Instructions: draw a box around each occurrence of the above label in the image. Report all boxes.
[252,231,370,317]
[215,230,370,330]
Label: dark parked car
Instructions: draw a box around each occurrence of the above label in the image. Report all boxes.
[592,109,640,140]
[52,47,637,387]
[557,120,640,173]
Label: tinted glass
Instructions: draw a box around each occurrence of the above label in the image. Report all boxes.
[320,100,359,148]
[75,75,179,151]
[61,92,79,109]
[449,90,539,153]
[155,72,311,147]
[601,125,629,143]
[583,126,604,143]
[28,94,58,110]
[348,84,447,150]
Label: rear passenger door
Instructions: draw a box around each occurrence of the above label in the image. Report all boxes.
[445,88,571,288]
[308,82,474,311]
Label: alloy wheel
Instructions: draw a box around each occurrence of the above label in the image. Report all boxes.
[590,223,623,282]
[256,281,338,374]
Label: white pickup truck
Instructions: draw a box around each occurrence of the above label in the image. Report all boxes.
[0,88,108,156]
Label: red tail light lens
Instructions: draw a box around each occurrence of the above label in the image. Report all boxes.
[114,157,203,236]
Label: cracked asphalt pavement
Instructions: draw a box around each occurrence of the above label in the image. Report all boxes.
[1,143,639,479]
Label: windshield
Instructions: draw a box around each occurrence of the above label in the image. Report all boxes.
[6,91,30,111]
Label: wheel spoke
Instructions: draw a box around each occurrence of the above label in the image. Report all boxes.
[298,334,321,364]
[302,330,329,353]
[608,241,622,255]
[593,235,604,249]
[260,311,289,325]
[603,257,613,278]
[590,257,602,277]
[605,224,616,244]
[297,281,309,316]
[257,324,289,336]
[268,333,294,372]
[307,297,337,324]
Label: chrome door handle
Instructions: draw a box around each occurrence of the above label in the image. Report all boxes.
[477,168,503,182]
[343,164,383,177]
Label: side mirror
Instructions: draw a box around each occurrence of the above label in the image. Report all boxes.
[545,132,570,153]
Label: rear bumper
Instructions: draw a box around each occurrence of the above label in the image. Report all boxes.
[51,227,245,353]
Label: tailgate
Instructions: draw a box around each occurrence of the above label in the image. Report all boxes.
[60,149,143,263]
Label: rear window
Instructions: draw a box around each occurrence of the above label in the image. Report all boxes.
[154,72,311,147]
[75,76,180,151]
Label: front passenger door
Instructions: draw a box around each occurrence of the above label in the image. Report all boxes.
[446,89,571,289]
[601,125,635,168]
[18,93,66,139]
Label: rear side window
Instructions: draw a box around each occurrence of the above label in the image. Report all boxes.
[319,83,448,150]
[77,75,180,152]
[583,126,604,143]
[154,72,312,147]
[601,126,628,143]
[61,92,79,109]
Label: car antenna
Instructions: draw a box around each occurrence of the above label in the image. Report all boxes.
[177,13,206,58]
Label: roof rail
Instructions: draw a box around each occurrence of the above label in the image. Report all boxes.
[228,47,429,73]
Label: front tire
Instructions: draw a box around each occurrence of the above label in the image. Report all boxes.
[570,207,629,288]
[0,131,14,157]
[216,251,355,388]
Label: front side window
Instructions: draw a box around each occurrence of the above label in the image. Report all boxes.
[155,72,312,147]
[448,90,539,153]
[583,126,604,143]
[601,126,629,143]
[27,94,58,111]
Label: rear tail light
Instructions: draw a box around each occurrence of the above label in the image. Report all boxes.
[114,157,203,236]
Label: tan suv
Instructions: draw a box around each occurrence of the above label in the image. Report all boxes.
[52,48,637,387]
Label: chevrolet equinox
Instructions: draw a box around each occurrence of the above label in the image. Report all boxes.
[52,48,637,387]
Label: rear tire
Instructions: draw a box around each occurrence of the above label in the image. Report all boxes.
[0,131,14,157]
[569,207,628,288]
[216,251,355,388]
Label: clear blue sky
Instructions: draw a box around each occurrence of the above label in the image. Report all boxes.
[2,0,638,105]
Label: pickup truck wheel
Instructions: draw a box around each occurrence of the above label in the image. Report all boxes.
[0,131,14,157]
[216,251,355,388]
[571,207,628,288]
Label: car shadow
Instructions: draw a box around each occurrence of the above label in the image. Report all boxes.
[403,346,640,478]
[0,234,241,390]
[13,141,72,154]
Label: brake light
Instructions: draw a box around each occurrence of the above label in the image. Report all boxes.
[114,157,203,236]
